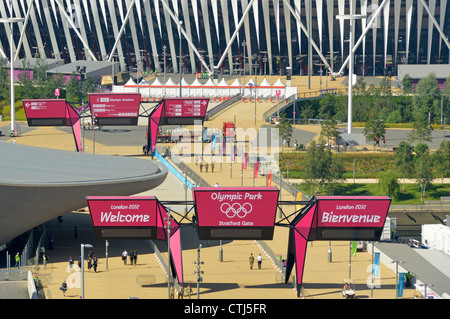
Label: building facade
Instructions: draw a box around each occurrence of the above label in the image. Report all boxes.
[1,0,449,78]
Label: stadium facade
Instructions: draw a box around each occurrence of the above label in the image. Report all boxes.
[0,0,449,78]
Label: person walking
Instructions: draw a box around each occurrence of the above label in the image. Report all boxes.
[68,256,74,272]
[60,281,68,297]
[14,252,20,268]
[43,254,47,269]
[133,250,138,265]
[249,253,255,270]
[257,254,262,269]
[122,250,128,265]
[93,256,98,272]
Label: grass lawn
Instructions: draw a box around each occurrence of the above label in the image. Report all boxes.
[296,183,450,205]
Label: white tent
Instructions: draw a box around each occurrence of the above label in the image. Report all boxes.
[189,78,203,97]
[150,77,164,97]
[229,78,242,96]
[165,78,178,97]
[273,78,286,99]
[258,77,273,98]
[123,78,137,92]
[181,78,190,96]
[216,78,230,97]
[203,78,216,97]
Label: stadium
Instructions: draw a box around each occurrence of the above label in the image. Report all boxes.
[1,0,449,79]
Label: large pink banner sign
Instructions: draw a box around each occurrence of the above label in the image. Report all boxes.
[163,98,209,118]
[89,93,141,125]
[23,99,67,119]
[315,196,390,228]
[193,187,279,239]
[88,196,158,228]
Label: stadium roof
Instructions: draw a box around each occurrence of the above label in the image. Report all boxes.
[0,141,167,246]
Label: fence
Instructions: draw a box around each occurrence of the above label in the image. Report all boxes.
[205,94,242,121]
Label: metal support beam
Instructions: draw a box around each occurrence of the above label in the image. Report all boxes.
[107,0,136,62]
[160,0,211,74]
[14,0,33,61]
[418,0,450,53]
[215,0,257,74]
[54,0,97,61]
[283,0,333,74]
[338,0,389,74]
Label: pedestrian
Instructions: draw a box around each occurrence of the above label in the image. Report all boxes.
[205,162,209,172]
[257,254,262,269]
[383,136,386,146]
[60,280,67,297]
[215,182,220,187]
[78,256,81,269]
[87,257,92,272]
[122,250,128,265]
[43,254,47,269]
[93,256,98,272]
[68,256,74,272]
[73,226,78,239]
[211,162,214,172]
[14,252,20,268]
[128,249,133,265]
[375,136,380,146]
[249,253,254,270]
[186,284,193,299]
[170,283,175,299]
[178,286,184,299]
[133,250,138,265]
[48,235,54,250]
[199,162,203,172]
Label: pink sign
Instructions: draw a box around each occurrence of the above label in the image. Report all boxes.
[23,99,67,119]
[163,98,209,118]
[193,187,279,228]
[315,196,391,228]
[89,93,141,118]
[87,196,158,227]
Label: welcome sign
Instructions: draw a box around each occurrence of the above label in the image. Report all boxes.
[87,196,159,239]
[193,187,279,240]
[311,196,391,240]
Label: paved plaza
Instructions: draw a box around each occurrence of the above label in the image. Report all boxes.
[1,75,443,301]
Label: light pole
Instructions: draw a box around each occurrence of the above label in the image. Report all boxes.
[179,20,183,97]
[193,244,204,299]
[336,1,365,135]
[163,45,167,96]
[81,243,93,299]
[0,9,25,137]
[76,66,86,151]
[164,208,174,299]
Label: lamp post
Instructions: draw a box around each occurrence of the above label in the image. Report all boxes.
[81,243,93,299]
[336,1,365,135]
[0,9,25,137]
[76,66,86,151]
[179,20,183,97]
[164,208,174,299]
[193,244,204,299]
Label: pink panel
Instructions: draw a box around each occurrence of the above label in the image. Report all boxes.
[193,187,279,227]
[87,196,158,227]
[23,99,67,119]
[315,196,391,228]
[169,228,184,283]
[66,103,82,152]
[89,93,141,118]
[163,98,209,118]
[150,103,164,152]
[294,203,316,289]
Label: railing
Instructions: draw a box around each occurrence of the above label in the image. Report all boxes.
[205,94,242,121]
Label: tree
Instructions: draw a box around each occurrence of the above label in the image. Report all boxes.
[433,141,450,185]
[65,74,82,103]
[363,117,386,149]
[413,73,441,125]
[394,142,415,191]
[414,143,433,199]
[276,112,293,146]
[401,74,413,93]
[319,117,340,147]
[408,110,432,143]
[302,141,345,193]
[378,170,400,199]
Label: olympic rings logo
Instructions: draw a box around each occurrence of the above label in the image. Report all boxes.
[220,202,253,218]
